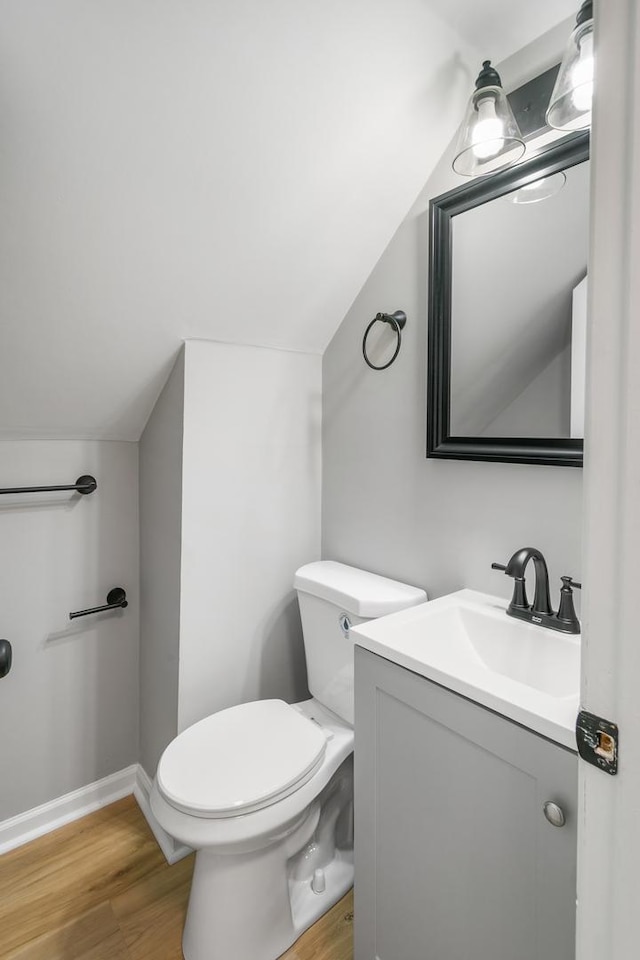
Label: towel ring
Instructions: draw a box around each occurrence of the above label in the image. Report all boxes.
[362,310,407,370]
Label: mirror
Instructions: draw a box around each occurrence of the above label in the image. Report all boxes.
[427,132,589,467]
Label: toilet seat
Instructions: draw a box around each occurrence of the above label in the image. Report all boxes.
[156,699,328,819]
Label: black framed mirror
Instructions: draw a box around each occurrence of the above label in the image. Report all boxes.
[427,131,589,467]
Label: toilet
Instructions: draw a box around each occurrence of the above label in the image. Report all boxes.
[150,560,426,960]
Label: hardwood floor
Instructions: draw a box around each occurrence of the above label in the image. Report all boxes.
[0,796,353,960]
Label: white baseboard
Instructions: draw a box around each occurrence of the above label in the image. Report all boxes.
[134,765,192,865]
[0,763,192,865]
[0,765,138,857]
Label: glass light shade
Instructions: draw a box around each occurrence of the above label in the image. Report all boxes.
[453,85,525,178]
[546,17,594,131]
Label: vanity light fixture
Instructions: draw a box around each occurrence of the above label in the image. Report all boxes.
[452,60,525,178]
[546,0,594,131]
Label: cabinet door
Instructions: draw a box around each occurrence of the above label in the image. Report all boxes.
[354,647,577,960]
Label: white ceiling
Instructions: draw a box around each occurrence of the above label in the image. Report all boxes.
[0,1,575,440]
[425,0,578,65]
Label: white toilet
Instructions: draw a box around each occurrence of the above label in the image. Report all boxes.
[150,560,426,960]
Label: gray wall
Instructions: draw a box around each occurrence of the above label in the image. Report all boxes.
[322,28,584,609]
[0,440,139,820]
[322,208,583,608]
[139,350,184,777]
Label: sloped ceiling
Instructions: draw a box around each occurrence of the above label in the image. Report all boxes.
[0,1,574,440]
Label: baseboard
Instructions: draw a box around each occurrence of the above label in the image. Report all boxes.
[0,765,138,856]
[134,764,192,865]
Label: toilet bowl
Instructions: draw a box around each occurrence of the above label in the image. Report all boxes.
[151,561,426,960]
[151,698,354,960]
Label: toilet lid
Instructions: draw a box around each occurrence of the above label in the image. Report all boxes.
[156,700,328,819]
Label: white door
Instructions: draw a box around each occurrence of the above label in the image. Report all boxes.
[578,3,640,958]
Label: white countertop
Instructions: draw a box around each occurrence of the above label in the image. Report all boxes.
[351,589,581,750]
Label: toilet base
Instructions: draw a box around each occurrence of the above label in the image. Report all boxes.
[289,850,353,939]
[182,754,354,960]
[183,837,353,960]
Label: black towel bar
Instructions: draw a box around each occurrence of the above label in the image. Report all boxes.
[0,475,97,496]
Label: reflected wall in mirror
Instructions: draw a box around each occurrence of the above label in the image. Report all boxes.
[427,132,589,467]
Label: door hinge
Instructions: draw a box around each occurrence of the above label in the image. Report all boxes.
[576,710,618,775]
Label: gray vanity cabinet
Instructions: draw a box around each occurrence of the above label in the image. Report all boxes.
[354,647,577,960]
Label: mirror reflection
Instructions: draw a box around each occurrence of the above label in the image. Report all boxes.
[449,159,589,440]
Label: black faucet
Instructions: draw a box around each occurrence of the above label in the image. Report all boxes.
[492,547,581,634]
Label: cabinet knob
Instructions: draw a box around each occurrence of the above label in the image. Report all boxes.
[543,801,566,827]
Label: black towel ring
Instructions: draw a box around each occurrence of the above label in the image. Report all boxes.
[362,310,407,370]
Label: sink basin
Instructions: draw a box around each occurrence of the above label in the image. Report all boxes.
[350,589,580,748]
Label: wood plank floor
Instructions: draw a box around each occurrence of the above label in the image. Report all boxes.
[0,796,353,960]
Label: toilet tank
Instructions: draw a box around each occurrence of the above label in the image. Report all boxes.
[294,561,427,724]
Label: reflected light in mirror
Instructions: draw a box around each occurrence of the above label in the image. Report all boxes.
[507,172,567,205]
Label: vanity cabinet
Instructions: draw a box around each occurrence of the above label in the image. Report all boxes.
[354,647,577,960]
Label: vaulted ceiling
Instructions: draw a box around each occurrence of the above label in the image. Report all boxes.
[0,0,576,440]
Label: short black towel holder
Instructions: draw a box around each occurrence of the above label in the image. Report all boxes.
[70,587,128,620]
[362,310,406,370]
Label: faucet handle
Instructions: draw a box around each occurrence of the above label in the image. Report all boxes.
[492,561,529,611]
[562,576,582,590]
[557,576,581,633]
